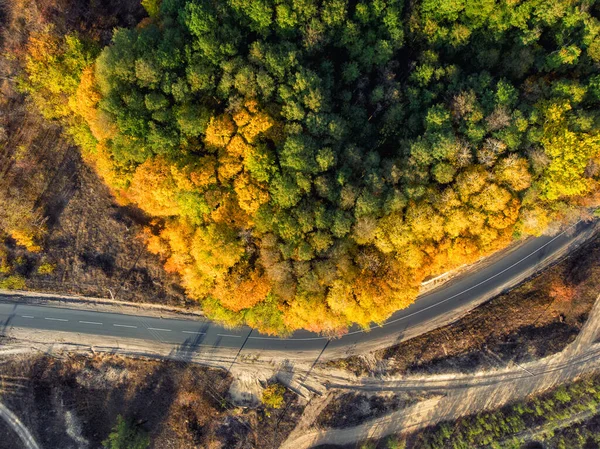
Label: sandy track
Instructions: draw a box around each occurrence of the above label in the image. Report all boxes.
[281,294,600,449]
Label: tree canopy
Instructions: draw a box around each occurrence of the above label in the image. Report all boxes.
[20,0,600,334]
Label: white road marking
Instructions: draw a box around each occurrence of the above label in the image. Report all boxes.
[44,317,68,322]
[79,321,102,325]
[182,331,205,335]
[147,327,171,332]
[20,316,34,319]
[217,334,241,338]
[113,324,137,329]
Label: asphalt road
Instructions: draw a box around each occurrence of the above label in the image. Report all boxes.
[0,220,595,357]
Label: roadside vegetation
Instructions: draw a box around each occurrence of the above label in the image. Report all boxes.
[327,228,600,376]
[11,0,600,334]
[262,382,287,410]
[348,372,600,449]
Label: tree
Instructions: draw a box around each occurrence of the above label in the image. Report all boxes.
[214,264,271,311]
[455,165,488,200]
[20,29,98,121]
[127,157,182,217]
[142,0,162,18]
[494,155,531,192]
[538,101,600,201]
[19,0,600,335]
[432,162,456,184]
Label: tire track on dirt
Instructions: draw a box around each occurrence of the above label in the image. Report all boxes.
[282,294,600,448]
[0,402,41,449]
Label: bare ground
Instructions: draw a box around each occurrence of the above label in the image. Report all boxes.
[0,352,303,449]
[315,391,437,429]
[281,293,600,449]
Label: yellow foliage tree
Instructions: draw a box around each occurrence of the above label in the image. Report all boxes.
[234,173,270,214]
[539,100,600,201]
[190,223,245,280]
[455,165,488,200]
[494,155,532,192]
[214,264,271,312]
[470,183,512,212]
[68,67,116,143]
[204,115,236,149]
[128,158,182,217]
[189,156,218,189]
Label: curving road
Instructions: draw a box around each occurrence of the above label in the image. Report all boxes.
[0,402,41,449]
[0,220,596,360]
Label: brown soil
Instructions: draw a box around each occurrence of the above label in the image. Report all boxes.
[328,230,600,377]
[0,353,303,449]
[316,391,435,429]
[3,132,191,306]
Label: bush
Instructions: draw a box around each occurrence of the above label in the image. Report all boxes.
[386,437,406,449]
[9,229,42,253]
[0,250,11,275]
[102,415,150,449]
[37,262,56,275]
[261,383,286,409]
[0,275,26,290]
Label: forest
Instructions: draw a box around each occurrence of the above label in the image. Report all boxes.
[16,0,600,334]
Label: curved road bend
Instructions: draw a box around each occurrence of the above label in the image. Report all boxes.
[0,402,41,449]
[0,220,596,360]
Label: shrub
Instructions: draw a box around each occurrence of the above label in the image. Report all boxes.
[386,437,406,449]
[102,415,150,449]
[0,275,26,290]
[37,262,56,275]
[261,383,286,409]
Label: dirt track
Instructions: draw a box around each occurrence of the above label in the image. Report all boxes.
[0,402,41,449]
[281,294,600,449]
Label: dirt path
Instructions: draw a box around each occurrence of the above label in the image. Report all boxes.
[280,294,600,449]
[282,392,335,444]
[0,402,41,449]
